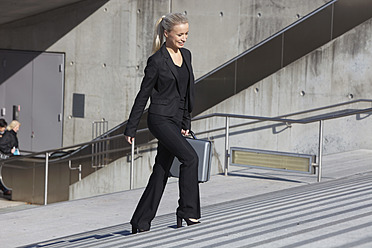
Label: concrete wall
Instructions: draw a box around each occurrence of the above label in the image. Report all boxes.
[191,18,372,174]
[0,0,328,146]
[0,0,339,199]
[174,0,329,78]
[71,16,372,199]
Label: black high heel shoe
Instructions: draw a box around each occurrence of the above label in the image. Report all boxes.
[177,216,201,228]
[131,225,150,234]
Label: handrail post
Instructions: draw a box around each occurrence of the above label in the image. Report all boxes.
[78,164,82,181]
[225,117,230,176]
[68,160,82,181]
[130,139,135,190]
[317,120,324,182]
[44,152,49,205]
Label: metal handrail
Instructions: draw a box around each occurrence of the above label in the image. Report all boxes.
[2,99,372,205]
[192,107,372,124]
[1,134,130,205]
[2,133,127,164]
[193,99,372,123]
[131,99,372,183]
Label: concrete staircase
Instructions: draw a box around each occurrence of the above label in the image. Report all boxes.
[24,171,372,248]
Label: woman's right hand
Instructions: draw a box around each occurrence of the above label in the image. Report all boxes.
[125,135,135,145]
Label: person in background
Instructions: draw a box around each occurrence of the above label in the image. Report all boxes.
[0,120,21,157]
[0,119,14,197]
[0,118,7,139]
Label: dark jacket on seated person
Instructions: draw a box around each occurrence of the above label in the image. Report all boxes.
[0,130,19,155]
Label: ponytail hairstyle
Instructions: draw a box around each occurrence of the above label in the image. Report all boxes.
[152,12,188,53]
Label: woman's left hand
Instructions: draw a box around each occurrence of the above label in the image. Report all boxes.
[181,129,189,136]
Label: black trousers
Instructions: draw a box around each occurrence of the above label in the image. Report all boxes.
[130,109,200,230]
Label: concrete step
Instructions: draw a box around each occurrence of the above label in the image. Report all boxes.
[23,172,372,248]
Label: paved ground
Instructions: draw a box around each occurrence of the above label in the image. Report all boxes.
[0,149,372,247]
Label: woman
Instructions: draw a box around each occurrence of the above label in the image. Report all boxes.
[124,13,200,234]
[0,120,21,157]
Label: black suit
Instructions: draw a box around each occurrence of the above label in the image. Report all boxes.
[124,44,200,231]
[125,44,195,137]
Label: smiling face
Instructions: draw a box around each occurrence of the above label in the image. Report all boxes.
[164,22,189,51]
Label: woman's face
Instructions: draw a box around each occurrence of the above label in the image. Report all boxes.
[164,23,189,50]
[13,124,19,133]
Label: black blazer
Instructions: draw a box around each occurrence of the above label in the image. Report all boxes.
[125,44,195,138]
[0,130,18,155]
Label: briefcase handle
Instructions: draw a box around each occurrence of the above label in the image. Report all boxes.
[189,130,197,139]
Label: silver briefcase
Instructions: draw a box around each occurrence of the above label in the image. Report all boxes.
[169,137,212,183]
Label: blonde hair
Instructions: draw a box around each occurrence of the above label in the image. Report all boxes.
[7,120,21,131]
[152,13,188,53]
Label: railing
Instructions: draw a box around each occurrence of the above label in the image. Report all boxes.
[92,119,109,168]
[0,134,131,205]
[1,99,372,205]
[131,99,372,183]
